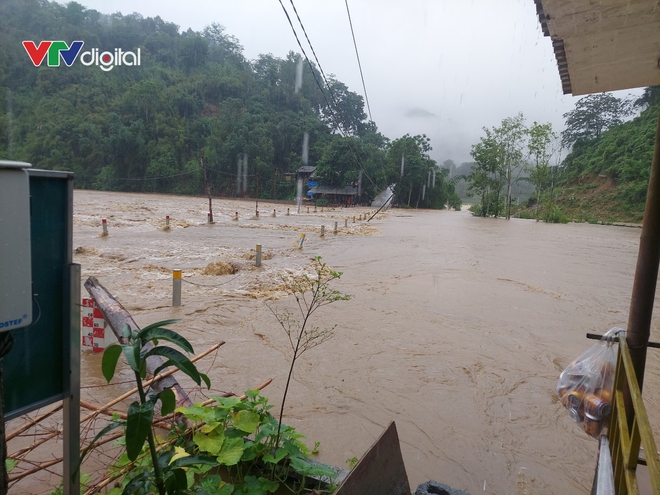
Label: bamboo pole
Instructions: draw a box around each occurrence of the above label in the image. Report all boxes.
[8,378,274,485]
[8,343,223,461]
[6,404,62,442]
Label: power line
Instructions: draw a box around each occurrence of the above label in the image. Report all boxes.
[344,0,373,122]
[277,0,379,190]
[276,0,333,115]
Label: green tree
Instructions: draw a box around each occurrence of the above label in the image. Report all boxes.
[561,93,633,148]
[527,121,556,221]
[467,128,505,217]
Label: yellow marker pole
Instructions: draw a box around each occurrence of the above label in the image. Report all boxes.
[256,245,262,267]
[298,234,306,248]
[172,269,182,307]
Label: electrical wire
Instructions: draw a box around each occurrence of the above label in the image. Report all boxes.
[277,0,380,191]
[344,0,373,123]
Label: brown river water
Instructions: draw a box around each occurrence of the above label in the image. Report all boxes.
[10,189,660,495]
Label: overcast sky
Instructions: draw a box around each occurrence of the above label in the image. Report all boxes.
[76,0,638,165]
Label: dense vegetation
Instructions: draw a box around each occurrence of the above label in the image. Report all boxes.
[463,88,660,223]
[556,88,660,222]
[0,0,459,209]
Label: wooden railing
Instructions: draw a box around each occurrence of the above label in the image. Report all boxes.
[608,337,660,494]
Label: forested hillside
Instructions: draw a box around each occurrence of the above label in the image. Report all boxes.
[554,87,660,222]
[461,88,660,223]
[0,0,459,208]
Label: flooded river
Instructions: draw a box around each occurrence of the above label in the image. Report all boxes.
[11,190,660,494]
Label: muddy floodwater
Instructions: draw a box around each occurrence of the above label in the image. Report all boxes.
[11,189,660,494]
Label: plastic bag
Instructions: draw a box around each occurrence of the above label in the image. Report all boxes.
[556,327,622,438]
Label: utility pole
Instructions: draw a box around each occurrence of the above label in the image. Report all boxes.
[200,150,213,222]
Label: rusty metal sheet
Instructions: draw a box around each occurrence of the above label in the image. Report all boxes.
[335,421,411,495]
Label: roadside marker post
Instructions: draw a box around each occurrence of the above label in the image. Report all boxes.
[172,269,182,307]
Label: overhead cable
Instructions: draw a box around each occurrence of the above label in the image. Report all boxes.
[277,0,379,189]
[344,0,373,122]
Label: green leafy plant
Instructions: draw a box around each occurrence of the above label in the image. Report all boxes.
[346,457,359,470]
[175,390,338,494]
[84,320,212,495]
[266,257,352,449]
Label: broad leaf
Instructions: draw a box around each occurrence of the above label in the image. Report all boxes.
[126,401,154,461]
[153,359,174,377]
[200,373,211,389]
[121,471,152,495]
[200,421,221,434]
[138,319,180,335]
[262,447,287,464]
[144,346,201,385]
[159,388,176,416]
[193,431,225,455]
[257,477,279,493]
[243,389,259,398]
[289,456,313,476]
[121,324,132,340]
[138,325,193,354]
[200,477,234,495]
[214,397,241,409]
[216,437,244,466]
[168,446,190,465]
[164,467,187,494]
[102,345,122,383]
[122,341,141,373]
[232,410,259,434]
[168,454,218,469]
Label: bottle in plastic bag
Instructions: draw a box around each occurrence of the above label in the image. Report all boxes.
[556,327,622,438]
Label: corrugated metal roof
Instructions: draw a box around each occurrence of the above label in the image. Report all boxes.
[534,0,660,95]
[297,166,317,173]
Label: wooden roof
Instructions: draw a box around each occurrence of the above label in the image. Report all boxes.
[534,0,660,95]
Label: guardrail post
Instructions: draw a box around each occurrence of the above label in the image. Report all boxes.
[298,234,306,248]
[101,218,108,235]
[165,215,170,228]
[172,269,182,307]
[320,225,325,237]
[255,245,262,267]
[334,221,338,234]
